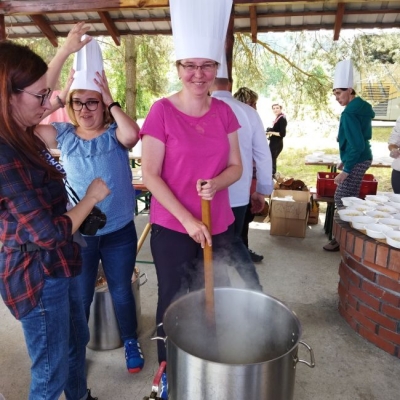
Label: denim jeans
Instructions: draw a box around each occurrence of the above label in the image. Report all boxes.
[20,276,89,400]
[79,221,138,341]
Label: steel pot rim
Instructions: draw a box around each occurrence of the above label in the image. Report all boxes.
[160,288,304,365]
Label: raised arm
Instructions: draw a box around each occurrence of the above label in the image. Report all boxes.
[47,22,91,90]
[94,71,139,149]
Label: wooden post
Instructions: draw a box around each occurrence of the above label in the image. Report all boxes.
[125,35,137,121]
[225,5,235,92]
[0,15,6,41]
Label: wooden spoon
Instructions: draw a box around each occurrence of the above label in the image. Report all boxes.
[201,198,215,324]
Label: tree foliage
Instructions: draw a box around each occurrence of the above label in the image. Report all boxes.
[14,29,400,121]
[233,30,400,118]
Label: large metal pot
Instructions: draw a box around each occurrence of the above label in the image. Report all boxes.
[154,288,315,400]
[87,267,147,350]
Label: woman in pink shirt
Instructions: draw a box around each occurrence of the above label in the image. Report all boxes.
[140,58,243,363]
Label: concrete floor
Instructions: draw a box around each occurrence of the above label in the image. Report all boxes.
[1,212,400,400]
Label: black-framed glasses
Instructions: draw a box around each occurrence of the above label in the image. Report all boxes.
[16,87,52,106]
[71,100,100,112]
[178,62,218,73]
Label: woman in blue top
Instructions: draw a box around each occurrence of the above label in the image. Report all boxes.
[36,63,144,374]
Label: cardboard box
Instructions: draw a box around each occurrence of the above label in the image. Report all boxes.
[270,190,310,237]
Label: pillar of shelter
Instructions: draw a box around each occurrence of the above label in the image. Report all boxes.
[0,15,6,41]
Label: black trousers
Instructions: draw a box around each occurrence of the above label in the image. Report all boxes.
[269,141,284,175]
[150,223,262,363]
[392,169,400,194]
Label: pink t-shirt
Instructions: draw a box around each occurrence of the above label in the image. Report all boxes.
[140,97,240,235]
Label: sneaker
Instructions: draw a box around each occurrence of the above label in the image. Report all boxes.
[160,372,168,399]
[86,389,98,400]
[124,339,144,373]
[249,249,263,263]
[323,238,340,252]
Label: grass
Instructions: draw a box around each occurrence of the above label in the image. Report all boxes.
[372,127,392,142]
[276,126,393,193]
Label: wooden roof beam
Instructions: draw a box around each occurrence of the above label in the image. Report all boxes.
[30,14,58,47]
[249,5,258,43]
[333,2,345,41]
[0,14,5,40]
[0,0,169,15]
[98,11,121,46]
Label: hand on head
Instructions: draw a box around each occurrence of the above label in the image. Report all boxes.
[58,69,75,105]
[63,22,92,55]
[93,71,113,106]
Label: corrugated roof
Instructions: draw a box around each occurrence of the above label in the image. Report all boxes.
[1,1,400,46]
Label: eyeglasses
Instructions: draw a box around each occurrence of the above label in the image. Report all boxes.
[179,62,218,73]
[71,100,100,112]
[16,87,52,106]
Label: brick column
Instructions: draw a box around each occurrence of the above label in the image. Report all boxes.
[334,216,400,357]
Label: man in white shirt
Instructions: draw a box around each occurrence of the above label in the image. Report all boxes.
[211,74,273,270]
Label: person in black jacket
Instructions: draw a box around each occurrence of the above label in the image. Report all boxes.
[266,103,287,177]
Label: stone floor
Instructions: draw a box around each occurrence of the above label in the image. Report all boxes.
[1,212,400,400]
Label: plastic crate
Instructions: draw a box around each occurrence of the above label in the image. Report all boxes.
[316,172,378,198]
[359,174,378,198]
[316,172,338,197]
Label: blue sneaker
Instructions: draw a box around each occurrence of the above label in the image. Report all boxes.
[160,372,168,399]
[124,339,144,373]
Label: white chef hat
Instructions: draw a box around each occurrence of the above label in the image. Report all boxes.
[70,35,104,93]
[169,0,232,62]
[216,52,229,79]
[333,59,354,89]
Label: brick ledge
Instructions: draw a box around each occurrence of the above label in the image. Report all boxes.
[334,216,400,357]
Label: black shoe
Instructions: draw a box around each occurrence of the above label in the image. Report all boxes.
[87,389,98,400]
[249,249,264,263]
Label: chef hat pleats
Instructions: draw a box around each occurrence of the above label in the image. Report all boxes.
[169,0,233,62]
[70,35,104,93]
[333,59,354,89]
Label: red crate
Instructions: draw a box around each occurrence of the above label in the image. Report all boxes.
[359,174,378,198]
[316,172,338,197]
[316,172,378,198]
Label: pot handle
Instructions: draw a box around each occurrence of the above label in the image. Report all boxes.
[296,340,315,368]
[139,272,148,286]
[150,322,167,343]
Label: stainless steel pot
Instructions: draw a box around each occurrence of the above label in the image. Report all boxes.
[153,288,315,400]
[87,267,147,350]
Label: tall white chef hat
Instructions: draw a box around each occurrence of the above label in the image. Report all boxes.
[333,59,354,89]
[216,52,229,79]
[169,0,232,62]
[70,35,104,93]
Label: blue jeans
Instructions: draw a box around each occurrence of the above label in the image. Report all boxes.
[79,221,138,341]
[20,276,89,400]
